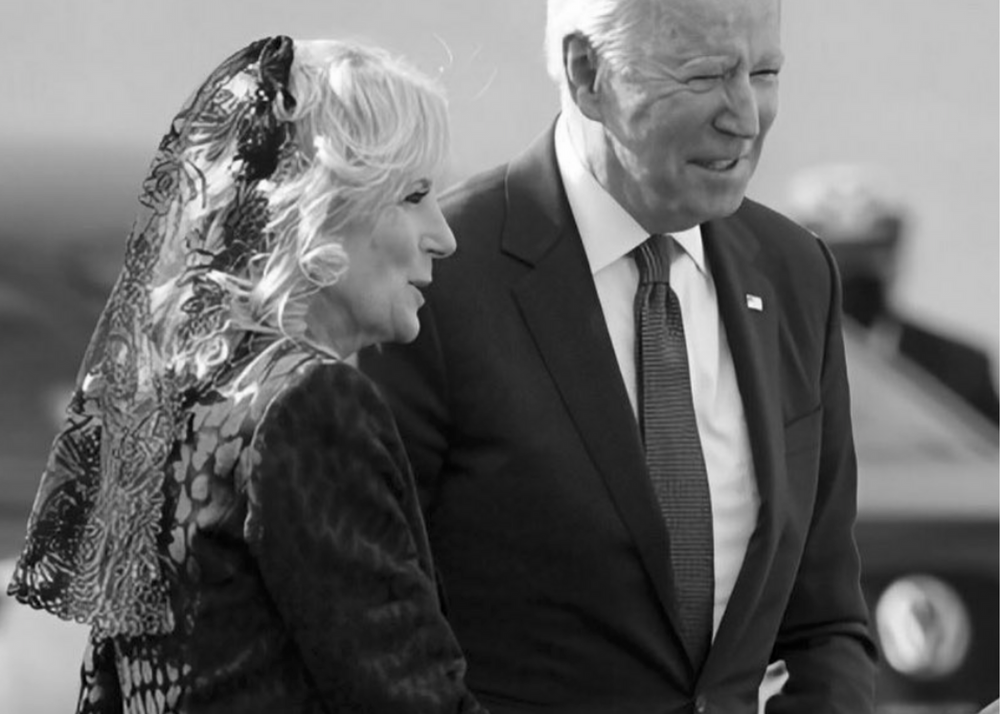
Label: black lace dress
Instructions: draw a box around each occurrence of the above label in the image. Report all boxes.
[74,340,484,713]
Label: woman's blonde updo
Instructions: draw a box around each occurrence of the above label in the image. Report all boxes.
[202,39,449,370]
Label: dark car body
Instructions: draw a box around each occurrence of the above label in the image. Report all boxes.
[844,326,999,713]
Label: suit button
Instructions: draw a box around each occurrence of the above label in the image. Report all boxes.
[693,694,708,713]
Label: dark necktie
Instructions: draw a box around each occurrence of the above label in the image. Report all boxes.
[633,234,714,667]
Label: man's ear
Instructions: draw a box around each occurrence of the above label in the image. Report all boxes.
[562,33,602,121]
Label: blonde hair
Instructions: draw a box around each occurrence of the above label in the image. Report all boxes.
[195,39,449,373]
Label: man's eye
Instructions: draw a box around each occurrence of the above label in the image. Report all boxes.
[752,69,781,79]
[404,190,429,205]
[686,75,724,89]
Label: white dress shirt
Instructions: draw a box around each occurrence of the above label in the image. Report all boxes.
[554,117,759,637]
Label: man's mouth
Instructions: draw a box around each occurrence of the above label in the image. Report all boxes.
[692,156,744,172]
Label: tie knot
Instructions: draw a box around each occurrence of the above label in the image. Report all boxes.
[633,234,672,285]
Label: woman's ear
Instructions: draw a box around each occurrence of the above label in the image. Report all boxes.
[562,33,602,121]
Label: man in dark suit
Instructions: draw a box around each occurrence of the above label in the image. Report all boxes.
[362,0,878,711]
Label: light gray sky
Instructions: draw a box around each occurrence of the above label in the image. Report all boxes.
[1,0,997,360]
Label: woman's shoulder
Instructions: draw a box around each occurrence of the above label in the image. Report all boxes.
[262,346,385,409]
[241,348,411,543]
[265,355,399,446]
[219,339,396,444]
[217,340,348,414]
[235,337,332,393]
[188,339,349,446]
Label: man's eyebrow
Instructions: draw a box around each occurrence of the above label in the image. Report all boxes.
[759,51,786,66]
[665,56,732,76]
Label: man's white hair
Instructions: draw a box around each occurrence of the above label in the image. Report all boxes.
[544,0,660,89]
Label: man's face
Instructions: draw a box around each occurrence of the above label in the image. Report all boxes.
[595,0,783,232]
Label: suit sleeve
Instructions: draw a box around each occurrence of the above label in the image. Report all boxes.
[767,241,878,713]
[249,362,485,714]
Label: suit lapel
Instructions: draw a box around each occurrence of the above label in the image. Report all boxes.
[505,128,691,659]
[700,214,786,674]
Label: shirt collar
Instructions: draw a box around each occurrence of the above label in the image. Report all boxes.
[553,115,706,276]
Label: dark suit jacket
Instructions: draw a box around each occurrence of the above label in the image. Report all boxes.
[362,127,877,714]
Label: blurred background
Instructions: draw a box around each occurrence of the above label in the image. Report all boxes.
[0,2,996,712]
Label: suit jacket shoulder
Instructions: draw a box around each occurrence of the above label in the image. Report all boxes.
[725,198,842,341]
[440,165,510,258]
[735,198,834,281]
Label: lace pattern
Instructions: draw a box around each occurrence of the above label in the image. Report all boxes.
[8,36,297,639]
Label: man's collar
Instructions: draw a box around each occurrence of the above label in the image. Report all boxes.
[554,115,706,275]
[673,226,706,274]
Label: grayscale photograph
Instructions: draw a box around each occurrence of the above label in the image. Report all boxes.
[0,2,996,712]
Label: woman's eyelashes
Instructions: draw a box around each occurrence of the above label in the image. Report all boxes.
[404,189,429,205]
[403,179,432,205]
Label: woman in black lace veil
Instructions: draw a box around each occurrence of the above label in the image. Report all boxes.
[7,35,484,714]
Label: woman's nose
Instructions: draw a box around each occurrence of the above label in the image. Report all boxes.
[423,198,457,258]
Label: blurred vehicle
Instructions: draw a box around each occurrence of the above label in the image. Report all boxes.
[846,326,999,713]
[787,163,999,425]
[0,233,996,712]
[786,164,999,711]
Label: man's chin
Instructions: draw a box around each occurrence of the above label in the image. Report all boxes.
[645,185,750,231]
[700,191,748,221]
[719,195,748,218]
[657,198,746,231]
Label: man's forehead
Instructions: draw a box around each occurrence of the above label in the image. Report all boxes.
[638,0,782,59]
[644,0,781,34]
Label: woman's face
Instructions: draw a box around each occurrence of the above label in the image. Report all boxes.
[318,178,456,356]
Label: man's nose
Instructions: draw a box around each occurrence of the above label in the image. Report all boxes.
[422,199,457,259]
[715,72,761,139]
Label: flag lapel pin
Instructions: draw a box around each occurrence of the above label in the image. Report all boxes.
[746,294,764,311]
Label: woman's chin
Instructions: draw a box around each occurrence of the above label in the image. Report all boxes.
[389,320,422,346]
